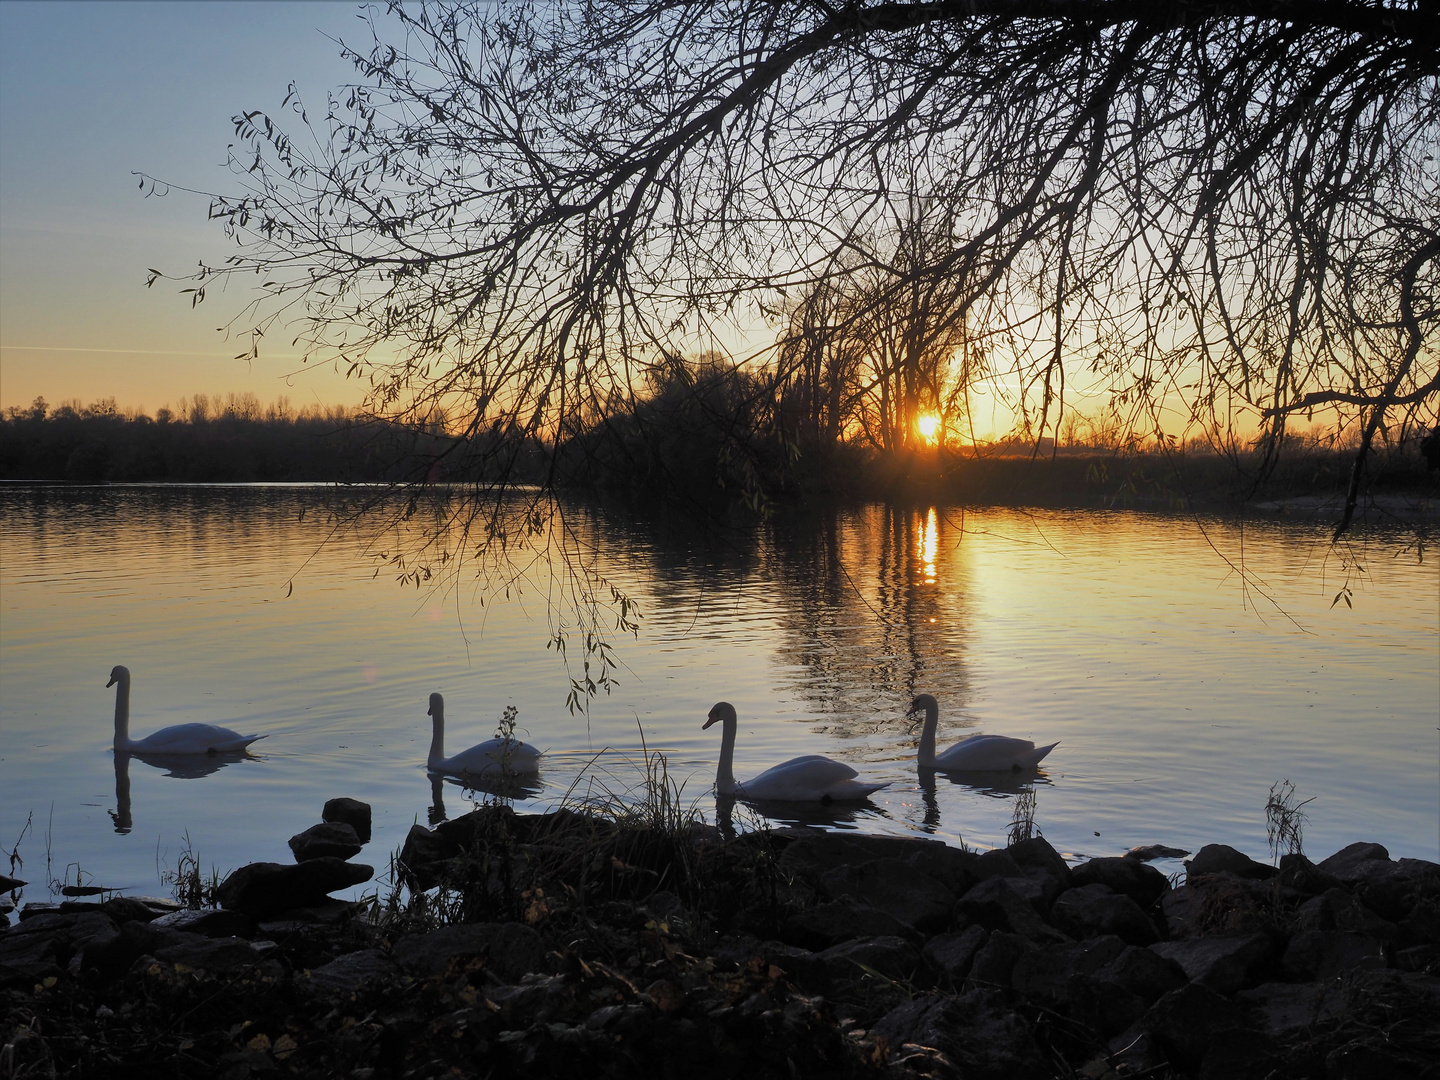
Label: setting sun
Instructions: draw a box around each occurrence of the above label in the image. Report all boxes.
[917,413,941,444]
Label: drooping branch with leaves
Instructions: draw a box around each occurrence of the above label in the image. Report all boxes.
[145,0,1438,534]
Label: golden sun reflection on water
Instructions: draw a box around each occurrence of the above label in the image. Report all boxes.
[917,507,939,584]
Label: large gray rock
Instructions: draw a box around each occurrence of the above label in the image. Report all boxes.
[392,921,548,983]
[969,930,1039,987]
[777,833,944,880]
[1293,887,1397,940]
[818,934,923,987]
[1095,945,1188,1003]
[1236,981,1350,1039]
[322,797,373,843]
[819,857,955,933]
[216,858,374,917]
[153,935,278,975]
[1316,842,1392,882]
[288,822,363,862]
[1006,836,1074,888]
[302,948,400,995]
[1186,844,1278,881]
[80,921,208,981]
[148,908,256,938]
[1051,884,1159,946]
[1010,935,1127,1005]
[1281,930,1387,981]
[921,925,988,983]
[1142,982,1255,1073]
[871,991,1049,1080]
[782,898,913,951]
[1072,857,1169,910]
[903,843,978,898]
[1150,932,1274,995]
[1161,876,1275,939]
[958,876,1068,944]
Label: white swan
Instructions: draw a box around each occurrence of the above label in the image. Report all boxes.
[703,701,889,802]
[426,692,541,777]
[909,693,1057,771]
[108,666,266,754]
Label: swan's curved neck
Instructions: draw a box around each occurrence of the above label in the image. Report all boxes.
[113,675,131,749]
[715,715,738,796]
[428,708,446,767]
[917,700,939,767]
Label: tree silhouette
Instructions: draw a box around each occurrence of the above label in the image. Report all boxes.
[147,0,1438,534]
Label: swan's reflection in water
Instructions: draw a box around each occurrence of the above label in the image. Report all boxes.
[713,793,889,838]
[426,769,545,823]
[110,749,259,834]
[915,766,1053,835]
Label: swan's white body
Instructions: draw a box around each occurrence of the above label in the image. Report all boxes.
[108,666,266,755]
[910,693,1057,771]
[703,702,889,802]
[426,692,541,777]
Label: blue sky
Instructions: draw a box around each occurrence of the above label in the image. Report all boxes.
[0,1,368,413]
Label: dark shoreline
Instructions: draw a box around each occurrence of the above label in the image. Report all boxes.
[3,803,1436,1079]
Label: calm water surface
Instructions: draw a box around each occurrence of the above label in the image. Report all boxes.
[1,486,1435,909]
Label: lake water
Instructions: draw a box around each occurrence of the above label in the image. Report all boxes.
[1,485,1436,911]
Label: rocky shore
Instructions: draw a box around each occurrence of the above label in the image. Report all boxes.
[2,800,1437,1079]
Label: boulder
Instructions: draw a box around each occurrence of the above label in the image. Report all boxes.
[398,823,451,889]
[216,859,374,917]
[301,948,400,995]
[1071,856,1169,910]
[1316,842,1391,882]
[1236,981,1349,1039]
[782,898,913,951]
[1281,930,1387,981]
[957,876,1068,944]
[80,922,208,982]
[972,848,1027,881]
[777,833,942,880]
[819,857,955,933]
[1161,876,1274,939]
[147,908,256,938]
[96,897,165,924]
[871,990,1049,1080]
[1186,844,1278,881]
[288,822,364,862]
[921,925,988,983]
[1007,836,1074,888]
[1095,945,1188,1003]
[1142,982,1254,1073]
[1150,932,1274,995]
[1293,887,1397,940]
[902,843,978,898]
[152,935,278,975]
[322,797,373,843]
[969,930,1039,987]
[1065,972,1148,1038]
[1051,884,1159,946]
[817,934,923,986]
[392,921,548,982]
[1277,853,1341,895]
[1010,935,1127,1005]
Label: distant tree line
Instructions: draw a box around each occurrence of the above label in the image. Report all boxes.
[0,393,543,485]
[4,379,1431,508]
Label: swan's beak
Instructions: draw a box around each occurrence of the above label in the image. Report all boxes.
[106,675,117,688]
[426,705,433,716]
[702,714,719,730]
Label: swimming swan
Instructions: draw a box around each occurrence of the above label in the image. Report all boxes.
[703,701,889,803]
[909,693,1057,771]
[108,665,266,755]
[426,692,541,777]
